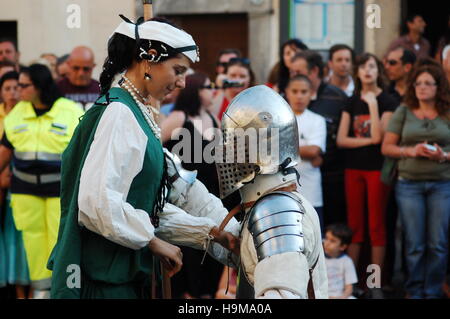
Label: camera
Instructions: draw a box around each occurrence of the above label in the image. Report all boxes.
[221,79,245,89]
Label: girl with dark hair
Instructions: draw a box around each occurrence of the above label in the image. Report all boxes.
[337,53,398,298]
[48,16,239,299]
[276,38,309,95]
[0,64,83,298]
[382,64,450,299]
[213,58,255,120]
[0,71,30,298]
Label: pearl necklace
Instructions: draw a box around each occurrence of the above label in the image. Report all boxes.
[119,79,161,141]
[122,75,149,104]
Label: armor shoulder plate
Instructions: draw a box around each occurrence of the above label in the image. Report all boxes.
[247,191,305,261]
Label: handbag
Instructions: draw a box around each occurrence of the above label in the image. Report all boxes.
[380,106,408,186]
[380,156,398,185]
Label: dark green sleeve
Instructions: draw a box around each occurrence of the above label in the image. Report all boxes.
[387,106,407,135]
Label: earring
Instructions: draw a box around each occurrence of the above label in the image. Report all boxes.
[144,73,152,81]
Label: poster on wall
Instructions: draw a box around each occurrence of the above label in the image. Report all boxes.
[291,0,355,51]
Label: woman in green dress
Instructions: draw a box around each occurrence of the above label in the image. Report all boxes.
[48,16,240,299]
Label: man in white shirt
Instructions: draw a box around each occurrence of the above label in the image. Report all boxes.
[327,44,355,97]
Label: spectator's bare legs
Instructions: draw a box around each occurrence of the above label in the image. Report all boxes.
[372,246,386,274]
[348,243,361,267]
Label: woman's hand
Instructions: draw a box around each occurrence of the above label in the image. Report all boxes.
[425,143,446,162]
[210,227,240,256]
[148,237,183,278]
[361,91,378,107]
[406,142,433,158]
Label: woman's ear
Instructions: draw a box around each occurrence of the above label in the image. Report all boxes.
[140,48,159,61]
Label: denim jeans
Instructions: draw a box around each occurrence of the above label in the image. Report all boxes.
[396,179,450,298]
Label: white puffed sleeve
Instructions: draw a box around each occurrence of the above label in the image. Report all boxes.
[78,102,155,250]
[155,152,241,265]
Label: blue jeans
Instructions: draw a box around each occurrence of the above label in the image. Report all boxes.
[396,179,450,299]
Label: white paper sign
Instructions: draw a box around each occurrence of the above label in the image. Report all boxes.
[292,0,355,50]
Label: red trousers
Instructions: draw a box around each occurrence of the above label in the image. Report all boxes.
[345,169,389,246]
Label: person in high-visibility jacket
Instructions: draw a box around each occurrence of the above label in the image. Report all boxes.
[0,64,84,298]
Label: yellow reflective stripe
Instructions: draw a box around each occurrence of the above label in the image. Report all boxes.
[14,151,62,161]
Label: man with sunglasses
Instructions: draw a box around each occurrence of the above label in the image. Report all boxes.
[57,46,100,111]
[384,47,416,105]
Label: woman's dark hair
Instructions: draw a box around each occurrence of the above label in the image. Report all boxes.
[99,17,184,95]
[278,38,309,94]
[21,64,62,107]
[353,53,387,95]
[325,224,353,246]
[0,71,19,90]
[173,72,208,117]
[224,58,256,87]
[404,64,450,119]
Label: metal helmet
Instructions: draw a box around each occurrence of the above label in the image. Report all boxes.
[215,85,300,198]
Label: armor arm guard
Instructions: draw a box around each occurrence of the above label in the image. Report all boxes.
[247,192,311,298]
[247,192,305,261]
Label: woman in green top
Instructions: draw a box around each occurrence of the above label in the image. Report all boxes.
[48,16,239,299]
[382,64,450,298]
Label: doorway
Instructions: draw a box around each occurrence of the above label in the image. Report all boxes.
[161,13,249,79]
[402,0,449,57]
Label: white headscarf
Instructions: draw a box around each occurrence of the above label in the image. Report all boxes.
[111,16,199,63]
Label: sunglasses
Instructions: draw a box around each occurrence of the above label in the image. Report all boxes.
[386,59,400,66]
[18,83,33,89]
[216,62,228,68]
[228,57,251,65]
[201,83,217,89]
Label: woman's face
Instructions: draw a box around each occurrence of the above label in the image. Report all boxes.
[146,54,191,101]
[358,57,379,86]
[199,78,214,110]
[1,78,19,106]
[18,73,39,102]
[286,79,312,114]
[414,72,438,102]
[226,65,250,98]
[283,45,300,69]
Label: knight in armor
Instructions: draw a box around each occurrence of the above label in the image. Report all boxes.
[215,85,329,299]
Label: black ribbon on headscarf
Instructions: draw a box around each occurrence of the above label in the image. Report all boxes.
[119,14,145,43]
